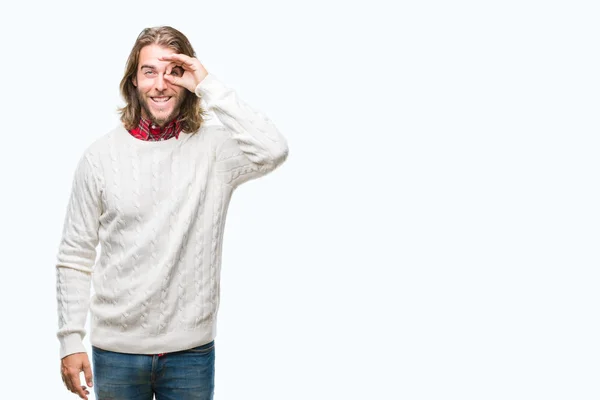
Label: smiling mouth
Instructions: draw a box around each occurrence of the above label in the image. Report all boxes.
[151,96,172,103]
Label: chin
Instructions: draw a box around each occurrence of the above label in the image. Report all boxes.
[153,113,170,122]
[139,96,182,126]
[150,110,174,124]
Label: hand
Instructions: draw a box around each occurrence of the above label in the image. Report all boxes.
[160,53,209,93]
[61,352,93,399]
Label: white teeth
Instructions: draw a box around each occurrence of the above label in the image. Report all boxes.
[152,97,170,102]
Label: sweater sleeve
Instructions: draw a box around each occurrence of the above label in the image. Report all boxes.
[195,73,289,188]
[55,152,102,359]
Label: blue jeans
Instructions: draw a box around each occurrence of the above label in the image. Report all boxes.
[92,341,215,400]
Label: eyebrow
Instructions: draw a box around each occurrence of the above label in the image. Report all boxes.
[140,64,156,70]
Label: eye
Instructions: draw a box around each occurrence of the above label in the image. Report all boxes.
[144,70,156,76]
[170,66,184,77]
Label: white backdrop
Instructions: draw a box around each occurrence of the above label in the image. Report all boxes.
[1,0,599,399]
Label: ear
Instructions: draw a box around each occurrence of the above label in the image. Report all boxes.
[132,75,137,87]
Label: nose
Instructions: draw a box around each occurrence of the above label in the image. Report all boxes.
[155,73,166,92]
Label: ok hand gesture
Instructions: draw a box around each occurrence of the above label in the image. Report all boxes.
[160,53,209,93]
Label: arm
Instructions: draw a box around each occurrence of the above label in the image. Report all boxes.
[161,54,289,188]
[56,153,100,398]
[197,74,289,187]
[56,152,101,357]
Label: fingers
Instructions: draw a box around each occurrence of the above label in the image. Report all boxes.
[69,373,89,399]
[62,370,89,399]
[61,362,74,392]
[163,74,180,86]
[159,53,196,68]
[61,373,72,392]
[83,358,94,388]
[61,355,92,400]
[62,376,90,400]
[79,385,91,399]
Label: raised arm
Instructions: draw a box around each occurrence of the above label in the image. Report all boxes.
[160,53,289,188]
[198,74,289,187]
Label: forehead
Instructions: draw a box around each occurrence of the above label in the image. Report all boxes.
[138,44,176,68]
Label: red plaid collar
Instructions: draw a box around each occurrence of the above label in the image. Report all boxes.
[129,117,183,141]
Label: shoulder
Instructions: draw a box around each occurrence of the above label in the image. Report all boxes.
[82,125,123,158]
[77,125,124,174]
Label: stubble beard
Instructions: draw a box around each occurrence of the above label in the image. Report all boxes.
[138,90,186,127]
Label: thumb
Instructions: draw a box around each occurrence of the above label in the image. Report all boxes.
[83,359,93,387]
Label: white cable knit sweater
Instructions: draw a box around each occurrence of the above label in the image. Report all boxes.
[56,73,288,359]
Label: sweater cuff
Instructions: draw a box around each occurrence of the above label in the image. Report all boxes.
[59,333,86,359]
[195,73,226,104]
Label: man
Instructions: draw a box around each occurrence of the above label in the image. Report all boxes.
[56,26,288,400]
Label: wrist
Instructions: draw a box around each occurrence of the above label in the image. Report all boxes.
[195,70,209,87]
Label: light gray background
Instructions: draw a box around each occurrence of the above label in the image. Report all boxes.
[1,0,598,399]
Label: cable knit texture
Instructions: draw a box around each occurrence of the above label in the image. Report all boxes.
[56,73,288,359]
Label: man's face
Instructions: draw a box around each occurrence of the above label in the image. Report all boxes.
[133,44,186,127]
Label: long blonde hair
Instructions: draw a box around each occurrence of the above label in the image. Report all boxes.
[118,26,207,133]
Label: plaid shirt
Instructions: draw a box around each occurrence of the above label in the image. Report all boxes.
[129,117,183,141]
